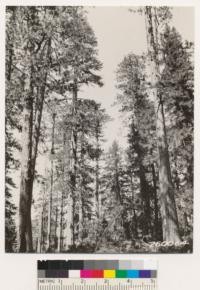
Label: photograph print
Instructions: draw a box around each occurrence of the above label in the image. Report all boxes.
[5,6,194,253]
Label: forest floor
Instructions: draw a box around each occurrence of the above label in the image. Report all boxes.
[65,239,193,254]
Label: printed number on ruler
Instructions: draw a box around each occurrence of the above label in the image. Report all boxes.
[38,278,157,290]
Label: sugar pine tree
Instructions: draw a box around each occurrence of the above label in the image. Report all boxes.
[144,7,181,242]
[160,26,194,239]
[160,26,193,185]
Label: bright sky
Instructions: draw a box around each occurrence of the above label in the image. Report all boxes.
[79,6,194,149]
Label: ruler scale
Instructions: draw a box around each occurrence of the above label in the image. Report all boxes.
[38,260,157,290]
[38,279,157,290]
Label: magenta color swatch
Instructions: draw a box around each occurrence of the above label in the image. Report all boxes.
[80,270,93,278]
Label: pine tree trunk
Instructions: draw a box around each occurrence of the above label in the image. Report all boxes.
[95,127,100,219]
[64,131,73,250]
[145,6,181,242]
[46,164,53,251]
[114,159,122,204]
[37,197,44,253]
[58,132,68,252]
[6,7,16,82]
[78,189,83,243]
[130,172,138,238]
[19,35,51,252]
[7,37,13,82]
[173,161,180,190]
[130,118,151,235]
[57,132,66,252]
[78,129,85,243]
[95,158,100,219]
[70,83,78,246]
[40,185,46,253]
[151,163,159,240]
[58,189,64,252]
[139,164,151,235]
[32,37,51,171]
[79,134,83,243]
[54,190,59,250]
[47,113,56,251]
[19,77,34,252]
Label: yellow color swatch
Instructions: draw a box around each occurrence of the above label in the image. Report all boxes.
[104,270,116,278]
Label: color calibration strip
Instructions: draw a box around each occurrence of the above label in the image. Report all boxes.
[38,260,157,279]
[38,260,157,290]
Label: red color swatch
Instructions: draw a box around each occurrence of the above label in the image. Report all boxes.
[80,270,104,278]
[92,270,104,278]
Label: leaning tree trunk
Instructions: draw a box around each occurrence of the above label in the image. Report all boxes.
[145,6,181,242]
[19,76,34,252]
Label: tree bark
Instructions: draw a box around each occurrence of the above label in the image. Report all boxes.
[114,158,122,204]
[145,6,181,242]
[151,163,160,240]
[130,172,138,238]
[64,130,73,250]
[6,7,16,82]
[54,189,59,250]
[7,36,14,82]
[70,82,78,246]
[95,124,100,219]
[37,185,45,253]
[58,188,64,252]
[47,112,56,251]
[57,132,66,252]
[19,77,34,252]
[139,164,151,236]
[32,37,51,173]
[129,118,151,235]
[78,128,85,243]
